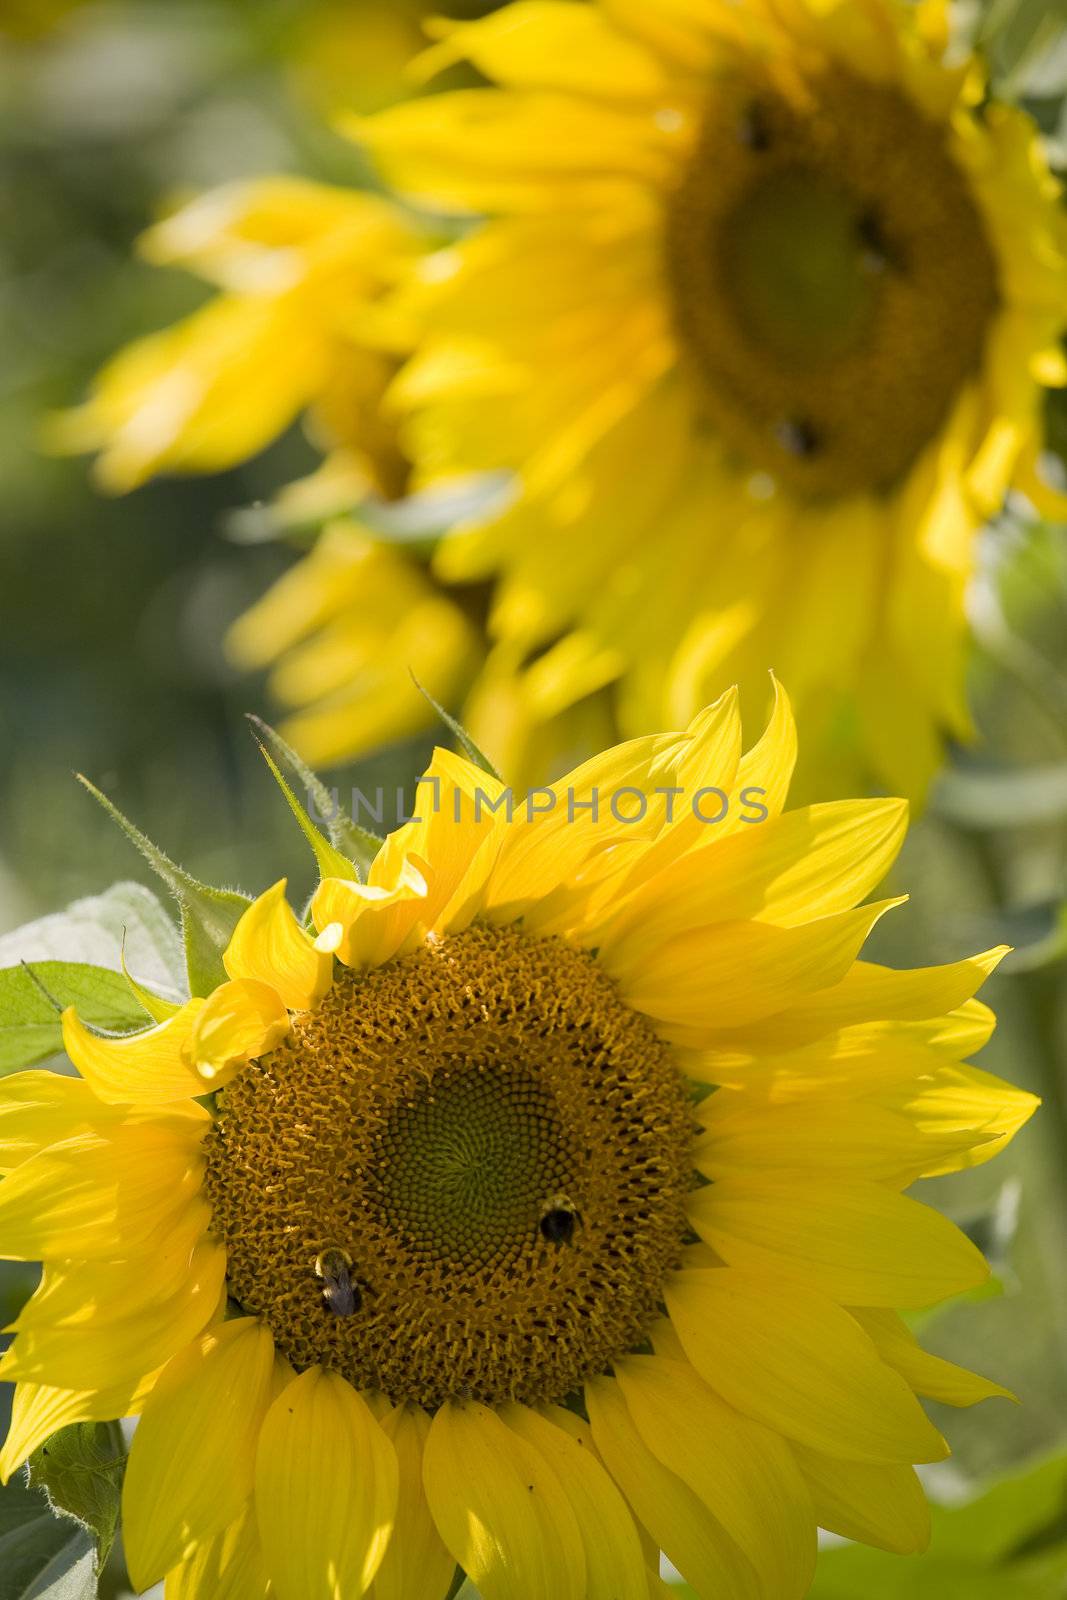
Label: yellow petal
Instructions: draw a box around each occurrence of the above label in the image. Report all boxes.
[61,1002,205,1105]
[0,1368,157,1484]
[721,947,1009,1052]
[613,1355,816,1600]
[687,1177,990,1307]
[255,1368,398,1600]
[665,1269,947,1464]
[369,1402,455,1600]
[124,1319,276,1591]
[851,1308,1014,1406]
[694,1097,988,1187]
[791,1444,930,1554]
[413,3,669,99]
[311,858,428,970]
[584,1374,760,1600]
[503,1402,648,1600]
[604,798,908,967]
[732,676,797,825]
[0,1126,204,1260]
[2,1234,225,1393]
[614,899,903,1040]
[0,1070,206,1173]
[224,880,333,1012]
[422,1398,584,1600]
[164,1504,271,1600]
[188,979,289,1086]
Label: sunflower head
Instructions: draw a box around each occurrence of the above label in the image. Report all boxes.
[329,0,1067,802]
[0,685,1037,1599]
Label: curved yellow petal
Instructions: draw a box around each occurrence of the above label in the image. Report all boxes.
[585,1374,760,1600]
[422,1398,584,1600]
[224,880,333,1012]
[0,1126,204,1261]
[0,1070,207,1173]
[601,797,908,968]
[613,1354,816,1600]
[687,1177,989,1307]
[124,1318,276,1591]
[0,1368,157,1485]
[311,859,428,970]
[164,1504,271,1600]
[614,898,903,1040]
[255,1368,398,1600]
[694,1097,985,1186]
[2,1234,225,1393]
[665,1269,947,1464]
[791,1444,931,1555]
[188,979,289,1086]
[61,1002,205,1105]
[503,1402,648,1600]
[413,4,670,100]
[851,1307,1013,1406]
[369,1402,455,1600]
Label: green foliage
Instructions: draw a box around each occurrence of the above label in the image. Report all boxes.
[76,778,251,997]
[0,1469,96,1600]
[248,715,374,881]
[411,675,503,782]
[0,884,185,994]
[26,1423,126,1577]
[0,962,149,1076]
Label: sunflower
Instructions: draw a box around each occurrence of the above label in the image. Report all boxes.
[0,686,1036,1599]
[315,0,1067,800]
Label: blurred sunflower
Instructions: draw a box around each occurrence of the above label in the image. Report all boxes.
[0,686,1036,1599]
[46,175,482,740]
[325,0,1065,799]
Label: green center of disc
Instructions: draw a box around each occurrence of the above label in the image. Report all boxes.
[721,167,877,366]
[370,1067,571,1265]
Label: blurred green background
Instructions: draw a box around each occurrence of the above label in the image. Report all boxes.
[1,0,1067,1595]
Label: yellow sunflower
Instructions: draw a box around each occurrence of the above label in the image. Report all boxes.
[0,685,1036,1599]
[309,0,1066,800]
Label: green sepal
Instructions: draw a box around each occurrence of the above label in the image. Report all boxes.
[247,715,382,878]
[26,1420,126,1576]
[410,673,503,782]
[76,776,251,997]
[444,1567,471,1600]
[0,961,149,1076]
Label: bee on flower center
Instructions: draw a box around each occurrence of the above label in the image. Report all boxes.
[539,1197,582,1246]
[314,1248,361,1317]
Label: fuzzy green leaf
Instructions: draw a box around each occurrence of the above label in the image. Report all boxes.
[249,726,362,883]
[26,1423,126,1577]
[76,778,251,997]
[0,883,185,993]
[410,674,502,782]
[0,963,149,1076]
[247,715,381,877]
[0,1468,96,1600]
[360,472,513,544]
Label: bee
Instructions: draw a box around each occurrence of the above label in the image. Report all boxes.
[539,1196,582,1247]
[314,1248,361,1317]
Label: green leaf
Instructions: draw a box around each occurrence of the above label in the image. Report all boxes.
[930,1452,1067,1567]
[76,778,251,997]
[26,1423,126,1577]
[0,1468,96,1600]
[410,674,503,782]
[359,472,513,544]
[247,715,381,878]
[0,883,185,993]
[247,719,364,882]
[0,963,150,1076]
